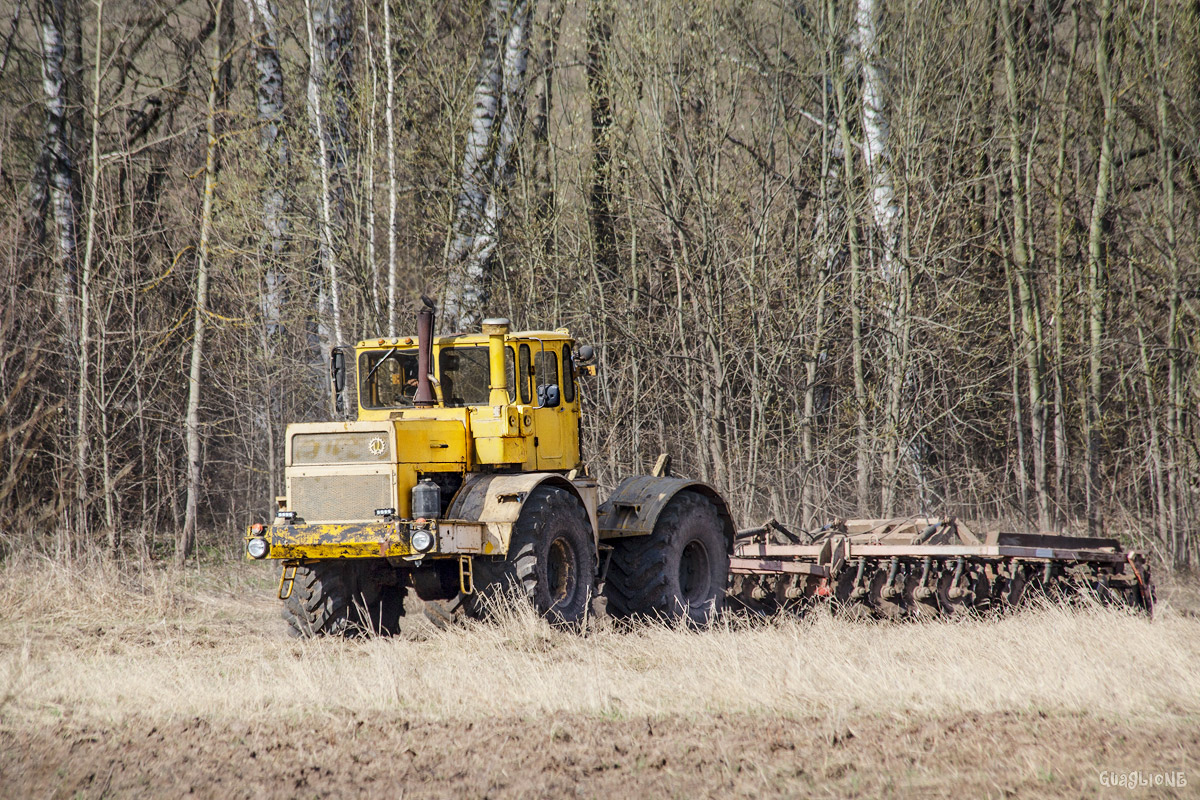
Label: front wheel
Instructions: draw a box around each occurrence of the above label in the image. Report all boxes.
[281,560,403,638]
[467,485,597,626]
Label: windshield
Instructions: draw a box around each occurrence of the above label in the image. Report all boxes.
[359,349,419,408]
[438,346,491,406]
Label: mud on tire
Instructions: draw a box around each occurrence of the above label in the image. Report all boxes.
[603,491,729,625]
[466,485,596,626]
[281,560,404,638]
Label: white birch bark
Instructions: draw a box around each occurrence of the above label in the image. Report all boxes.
[304,0,346,346]
[243,0,289,338]
[855,0,899,285]
[39,0,77,338]
[443,0,531,332]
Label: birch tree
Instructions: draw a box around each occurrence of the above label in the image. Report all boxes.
[442,0,533,332]
[242,0,289,339]
[38,0,78,340]
[305,0,354,347]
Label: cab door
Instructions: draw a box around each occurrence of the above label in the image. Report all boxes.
[531,345,564,469]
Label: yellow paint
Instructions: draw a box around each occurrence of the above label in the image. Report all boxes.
[264,327,588,560]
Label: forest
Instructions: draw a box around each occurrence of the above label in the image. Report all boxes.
[0,0,1196,567]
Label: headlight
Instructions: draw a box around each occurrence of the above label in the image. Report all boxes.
[247,537,269,559]
[410,529,434,553]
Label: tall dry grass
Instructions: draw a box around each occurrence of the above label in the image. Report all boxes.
[1,556,1198,725]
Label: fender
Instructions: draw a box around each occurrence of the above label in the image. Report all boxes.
[446,472,599,556]
[597,475,735,550]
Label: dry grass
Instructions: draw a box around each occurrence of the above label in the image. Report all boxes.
[2,556,1198,728]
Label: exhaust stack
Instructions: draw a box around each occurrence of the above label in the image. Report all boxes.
[413,299,436,407]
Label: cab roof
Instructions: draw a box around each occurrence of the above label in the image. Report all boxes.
[356,329,573,348]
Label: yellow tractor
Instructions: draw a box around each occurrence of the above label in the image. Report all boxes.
[246,303,734,636]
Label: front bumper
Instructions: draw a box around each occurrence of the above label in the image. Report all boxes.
[245,518,489,561]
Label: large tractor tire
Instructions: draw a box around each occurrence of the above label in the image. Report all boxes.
[604,491,729,625]
[281,560,404,638]
[466,484,596,626]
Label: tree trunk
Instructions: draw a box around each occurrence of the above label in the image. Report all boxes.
[78,0,103,547]
[383,0,399,336]
[362,1,379,318]
[1085,0,1115,536]
[39,0,78,345]
[180,0,226,563]
[587,0,617,282]
[1050,6,1079,530]
[242,0,289,339]
[1001,0,1048,529]
[831,0,870,515]
[443,0,532,333]
[530,0,563,256]
[304,0,353,348]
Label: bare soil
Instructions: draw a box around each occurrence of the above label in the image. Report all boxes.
[3,709,1197,798]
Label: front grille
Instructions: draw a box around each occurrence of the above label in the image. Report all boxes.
[290,472,393,523]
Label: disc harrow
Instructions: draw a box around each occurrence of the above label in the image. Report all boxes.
[728,517,1154,618]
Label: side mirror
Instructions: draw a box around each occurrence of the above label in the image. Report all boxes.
[576,345,595,363]
[329,347,356,418]
[331,350,346,393]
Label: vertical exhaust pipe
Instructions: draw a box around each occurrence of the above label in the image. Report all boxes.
[414,297,436,407]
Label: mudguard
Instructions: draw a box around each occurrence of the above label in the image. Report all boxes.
[446,472,599,555]
[596,475,735,550]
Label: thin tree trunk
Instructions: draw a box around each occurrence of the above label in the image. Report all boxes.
[1085,0,1115,536]
[530,0,562,256]
[831,0,870,514]
[587,0,617,282]
[1152,6,1183,564]
[803,44,840,529]
[78,0,103,547]
[1000,0,1048,529]
[1050,6,1079,529]
[180,0,225,563]
[383,0,399,336]
[363,2,378,317]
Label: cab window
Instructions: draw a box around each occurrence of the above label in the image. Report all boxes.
[562,344,576,403]
[534,350,559,408]
[504,346,517,403]
[438,346,490,406]
[518,344,532,404]
[359,349,418,408]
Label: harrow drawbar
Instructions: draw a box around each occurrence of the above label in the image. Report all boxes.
[728,517,1154,618]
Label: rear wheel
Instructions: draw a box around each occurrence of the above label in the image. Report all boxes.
[467,485,596,626]
[281,560,404,637]
[604,492,729,625]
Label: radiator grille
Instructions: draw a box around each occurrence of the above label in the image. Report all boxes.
[292,431,391,465]
[290,472,393,523]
